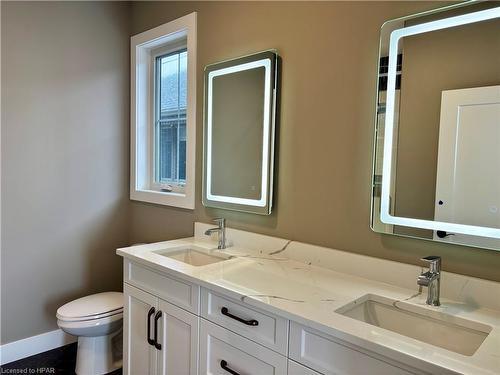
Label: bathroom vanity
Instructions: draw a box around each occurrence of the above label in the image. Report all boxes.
[117,223,500,375]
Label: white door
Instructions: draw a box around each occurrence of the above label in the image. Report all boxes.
[124,284,158,375]
[434,85,500,248]
[156,299,199,375]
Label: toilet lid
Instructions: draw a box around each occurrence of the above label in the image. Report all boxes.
[56,292,123,321]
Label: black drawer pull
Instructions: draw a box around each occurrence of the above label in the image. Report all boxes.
[221,307,258,326]
[147,307,155,346]
[154,310,162,350]
[220,360,240,375]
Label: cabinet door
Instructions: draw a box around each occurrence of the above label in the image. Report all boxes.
[124,284,158,375]
[157,299,199,375]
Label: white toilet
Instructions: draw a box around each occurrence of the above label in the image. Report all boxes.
[57,292,123,375]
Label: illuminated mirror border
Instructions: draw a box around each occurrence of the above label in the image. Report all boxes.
[379,6,500,238]
[203,50,278,215]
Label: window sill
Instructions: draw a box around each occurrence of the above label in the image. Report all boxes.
[130,188,194,210]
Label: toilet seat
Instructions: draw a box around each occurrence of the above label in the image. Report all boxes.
[56,291,123,322]
[57,312,123,329]
[57,307,123,322]
[57,311,123,335]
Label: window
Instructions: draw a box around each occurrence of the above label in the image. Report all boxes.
[130,13,196,209]
[153,50,187,191]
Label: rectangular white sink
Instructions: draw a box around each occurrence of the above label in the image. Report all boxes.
[337,294,491,356]
[154,246,231,267]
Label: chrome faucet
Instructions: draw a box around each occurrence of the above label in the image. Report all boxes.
[204,218,226,249]
[417,256,441,306]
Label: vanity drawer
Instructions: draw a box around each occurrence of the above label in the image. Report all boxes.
[199,319,287,375]
[124,260,199,313]
[201,288,288,354]
[289,322,419,375]
[288,360,322,375]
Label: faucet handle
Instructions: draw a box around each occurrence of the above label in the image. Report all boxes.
[213,217,225,226]
[421,256,441,273]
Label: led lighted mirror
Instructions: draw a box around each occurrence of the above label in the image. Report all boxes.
[203,50,279,214]
[371,2,500,250]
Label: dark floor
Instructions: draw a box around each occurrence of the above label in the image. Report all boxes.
[1,343,122,375]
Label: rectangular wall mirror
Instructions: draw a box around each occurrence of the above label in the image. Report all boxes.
[203,50,279,214]
[371,1,500,250]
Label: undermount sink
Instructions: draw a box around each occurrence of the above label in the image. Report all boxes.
[337,294,491,356]
[154,246,231,266]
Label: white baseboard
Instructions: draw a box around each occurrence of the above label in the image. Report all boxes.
[0,329,76,365]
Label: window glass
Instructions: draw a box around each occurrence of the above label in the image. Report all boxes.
[156,50,187,185]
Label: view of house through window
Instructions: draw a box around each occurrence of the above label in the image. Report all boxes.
[155,49,187,188]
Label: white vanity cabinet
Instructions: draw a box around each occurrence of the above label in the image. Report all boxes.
[123,261,200,375]
[122,260,441,375]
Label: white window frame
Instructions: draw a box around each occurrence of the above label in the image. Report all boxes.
[381,6,500,238]
[130,13,196,209]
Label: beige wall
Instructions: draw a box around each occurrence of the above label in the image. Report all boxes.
[130,1,500,282]
[1,1,130,344]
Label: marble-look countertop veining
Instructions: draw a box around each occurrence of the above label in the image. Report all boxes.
[117,224,500,375]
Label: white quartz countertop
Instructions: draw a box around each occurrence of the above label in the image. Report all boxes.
[117,230,500,375]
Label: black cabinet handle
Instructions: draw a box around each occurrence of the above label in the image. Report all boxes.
[154,310,162,350]
[221,307,258,326]
[437,230,454,238]
[220,360,240,375]
[147,307,155,346]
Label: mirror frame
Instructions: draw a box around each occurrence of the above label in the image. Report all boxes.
[377,5,500,239]
[202,50,279,215]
